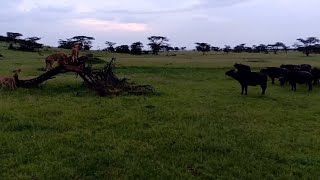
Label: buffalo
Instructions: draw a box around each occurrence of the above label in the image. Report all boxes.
[311,67,320,84]
[234,63,251,72]
[260,67,289,84]
[279,71,313,91]
[226,69,268,95]
[300,64,312,72]
[280,64,301,71]
[280,64,312,72]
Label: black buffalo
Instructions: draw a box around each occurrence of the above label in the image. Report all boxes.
[311,67,320,84]
[279,71,313,91]
[280,64,301,71]
[260,67,289,84]
[234,63,251,72]
[226,69,267,95]
[280,64,312,72]
[300,64,312,72]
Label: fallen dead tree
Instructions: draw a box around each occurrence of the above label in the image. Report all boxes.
[14,57,156,96]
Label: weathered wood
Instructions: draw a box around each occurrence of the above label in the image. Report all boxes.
[14,65,64,88]
[14,57,156,96]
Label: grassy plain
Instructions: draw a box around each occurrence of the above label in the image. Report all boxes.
[0,46,320,179]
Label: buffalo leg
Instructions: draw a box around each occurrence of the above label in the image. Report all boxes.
[271,77,275,85]
[290,82,294,91]
[292,83,297,91]
[245,86,248,95]
[309,82,313,91]
[241,85,244,95]
[261,84,267,95]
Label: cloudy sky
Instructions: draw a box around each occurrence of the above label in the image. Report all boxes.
[0,0,319,49]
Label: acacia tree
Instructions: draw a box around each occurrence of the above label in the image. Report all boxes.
[268,43,280,54]
[58,38,73,49]
[147,36,169,55]
[6,32,23,49]
[253,44,268,54]
[130,42,144,55]
[180,47,187,51]
[233,43,246,53]
[211,46,220,52]
[279,43,289,54]
[115,45,130,54]
[161,45,174,56]
[19,37,43,51]
[105,41,116,52]
[296,37,319,56]
[59,36,95,50]
[195,42,211,55]
[72,36,95,50]
[223,45,232,54]
[268,42,288,54]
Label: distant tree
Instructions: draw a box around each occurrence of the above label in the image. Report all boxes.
[268,44,279,54]
[6,32,23,49]
[130,42,144,55]
[6,32,23,40]
[115,45,130,54]
[71,36,95,50]
[0,33,42,52]
[293,43,302,49]
[147,36,169,55]
[180,47,187,51]
[211,46,220,52]
[282,45,290,54]
[223,45,232,54]
[174,47,180,51]
[25,37,41,42]
[268,42,287,54]
[233,43,246,53]
[161,45,174,56]
[0,35,7,42]
[58,36,94,50]
[18,37,43,51]
[244,46,253,53]
[296,37,320,56]
[276,43,290,54]
[253,44,268,54]
[313,44,320,54]
[195,42,211,55]
[58,38,74,49]
[105,41,116,52]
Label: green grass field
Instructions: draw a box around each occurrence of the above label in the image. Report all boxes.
[1,46,320,179]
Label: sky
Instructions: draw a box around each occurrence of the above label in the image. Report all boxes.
[0,0,319,49]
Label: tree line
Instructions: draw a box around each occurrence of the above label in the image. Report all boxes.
[195,37,320,56]
[0,32,43,51]
[1,32,320,57]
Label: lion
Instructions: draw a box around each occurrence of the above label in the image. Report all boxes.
[0,69,21,90]
[71,43,82,62]
[45,52,69,71]
[0,77,16,89]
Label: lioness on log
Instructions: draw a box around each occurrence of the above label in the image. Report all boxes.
[45,52,69,71]
[71,43,81,62]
